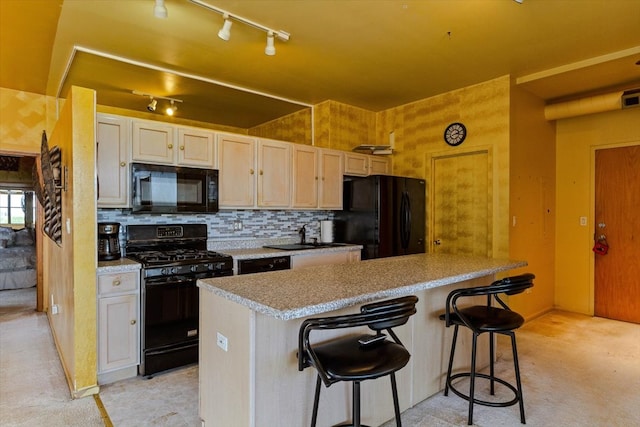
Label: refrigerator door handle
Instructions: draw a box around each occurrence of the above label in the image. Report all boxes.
[400,191,411,249]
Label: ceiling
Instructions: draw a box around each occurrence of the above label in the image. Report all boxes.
[1,0,639,128]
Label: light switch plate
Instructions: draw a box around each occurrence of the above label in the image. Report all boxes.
[216,332,228,352]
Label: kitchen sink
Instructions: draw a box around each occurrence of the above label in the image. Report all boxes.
[263,243,347,251]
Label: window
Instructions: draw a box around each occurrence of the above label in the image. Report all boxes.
[0,189,26,225]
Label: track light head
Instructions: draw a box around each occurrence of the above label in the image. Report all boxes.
[154,0,168,18]
[165,100,177,116]
[218,15,232,41]
[265,32,276,56]
[147,98,157,112]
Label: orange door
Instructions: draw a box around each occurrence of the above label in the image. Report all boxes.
[594,145,640,323]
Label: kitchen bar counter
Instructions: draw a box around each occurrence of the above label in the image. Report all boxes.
[198,254,527,427]
[198,253,526,320]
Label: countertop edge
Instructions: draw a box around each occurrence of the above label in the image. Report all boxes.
[198,257,527,320]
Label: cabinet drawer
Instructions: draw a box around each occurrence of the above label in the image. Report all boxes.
[98,272,138,295]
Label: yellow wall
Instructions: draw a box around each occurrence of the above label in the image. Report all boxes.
[314,100,377,151]
[249,108,312,145]
[555,107,640,314]
[0,87,57,154]
[46,86,98,398]
[508,84,556,319]
[376,76,512,259]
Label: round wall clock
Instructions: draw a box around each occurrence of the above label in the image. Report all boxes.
[444,122,467,146]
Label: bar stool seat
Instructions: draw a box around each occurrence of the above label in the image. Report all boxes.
[440,273,535,425]
[298,295,418,427]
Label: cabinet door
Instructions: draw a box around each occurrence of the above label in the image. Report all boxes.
[257,139,291,208]
[178,127,216,168]
[218,134,256,207]
[132,120,175,164]
[97,114,130,207]
[98,294,139,373]
[319,149,343,209]
[369,156,390,175]
[344,153,369,176]
[291,145,318,208]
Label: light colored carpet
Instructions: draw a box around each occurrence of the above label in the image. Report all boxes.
[98,365,200,427]
[2,287,639,426]
[381,311,640,427]
[0,287,105,427]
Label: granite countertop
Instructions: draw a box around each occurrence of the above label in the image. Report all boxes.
[221,244,362,260]
[97,257,141,274]
[198,253,527,320]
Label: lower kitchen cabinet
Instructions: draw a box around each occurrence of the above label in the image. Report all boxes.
[97,269,140,384]
[291,249,360,269]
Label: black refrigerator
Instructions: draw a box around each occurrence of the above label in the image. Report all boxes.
[335,175,426,260]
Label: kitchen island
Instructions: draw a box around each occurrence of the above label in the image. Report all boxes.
[197,253,527,427]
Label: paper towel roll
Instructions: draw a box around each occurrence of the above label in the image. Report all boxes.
[320,220,334,243]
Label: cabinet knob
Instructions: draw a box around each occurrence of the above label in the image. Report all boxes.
[168,144,173,149]
[113,279,121,286]
[250,169,255,175]
[130,320,136,325]
[119,161,126,167]
[259,170,264,175]
[180,146,185,150]
[315,176,318,180]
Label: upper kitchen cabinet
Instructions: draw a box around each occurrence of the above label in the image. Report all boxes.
[291,145,319,208]
[97,114,130,208]
[218,135,291,209]
[132,119,216,168]
[344,152,391,176]
[292,146,343,210]
[257,139,291,208]
[368,156,391,175]
[218,133,256,208]
[344,152,369,176]
[132,120,175,164]
[318,149,343,209]
[177,127,217,168]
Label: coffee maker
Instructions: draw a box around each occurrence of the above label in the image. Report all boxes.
[98,222,121,261]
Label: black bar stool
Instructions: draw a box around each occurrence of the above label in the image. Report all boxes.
[298,295,418,427]
[439,273,535,425]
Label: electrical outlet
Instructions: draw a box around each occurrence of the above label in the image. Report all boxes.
[51,304,59,315]
[579,217,587,226]
[216,332,228,352]
[233,220,243,231]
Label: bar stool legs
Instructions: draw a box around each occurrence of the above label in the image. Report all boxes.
[444,327,526,425]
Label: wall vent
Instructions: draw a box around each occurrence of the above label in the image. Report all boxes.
[622,89,640,109]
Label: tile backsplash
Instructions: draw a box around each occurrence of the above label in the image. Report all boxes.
[97,209,334,245]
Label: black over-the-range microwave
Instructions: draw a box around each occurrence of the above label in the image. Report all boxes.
[131,163,219,213]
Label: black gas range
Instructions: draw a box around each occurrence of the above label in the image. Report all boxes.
[126,224,232,376]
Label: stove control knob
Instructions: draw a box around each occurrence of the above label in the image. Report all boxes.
[171,267,178,275]
[161,268,168,275]
[190,265,198,272]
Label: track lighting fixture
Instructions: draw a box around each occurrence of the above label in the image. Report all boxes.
[132,90,183,116]
[154,0,168,19]
[147,98,157,112]
[218,14,232,41]
[165,100,177,116]
[265,32,276,56]
[189,0,290,56]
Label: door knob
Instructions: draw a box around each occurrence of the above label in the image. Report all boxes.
[433,239,442,245]
[598,222,606,229]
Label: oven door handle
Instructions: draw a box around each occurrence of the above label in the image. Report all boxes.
[144,276,194,286]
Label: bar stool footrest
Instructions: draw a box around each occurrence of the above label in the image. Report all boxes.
[447,372,521,408]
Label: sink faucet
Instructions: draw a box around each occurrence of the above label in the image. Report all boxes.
[298,224,307,244]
